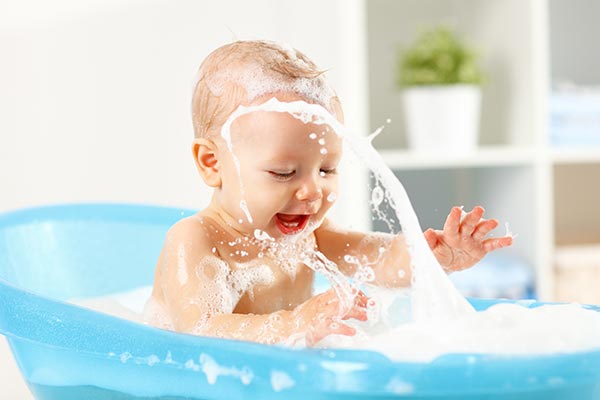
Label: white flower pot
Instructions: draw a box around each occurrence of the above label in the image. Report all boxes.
[401,84,481,151]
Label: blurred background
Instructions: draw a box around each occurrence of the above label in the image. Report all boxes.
[1,0,600,397]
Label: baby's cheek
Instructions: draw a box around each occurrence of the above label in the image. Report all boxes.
[325,190,338,204]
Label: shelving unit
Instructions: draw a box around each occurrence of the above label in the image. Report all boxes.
[362,0,600,301]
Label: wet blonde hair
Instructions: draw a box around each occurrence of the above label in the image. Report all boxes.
[191,40,342,138]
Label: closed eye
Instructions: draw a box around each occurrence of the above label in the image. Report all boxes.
[268,170,295,181]
[320,168,337,176]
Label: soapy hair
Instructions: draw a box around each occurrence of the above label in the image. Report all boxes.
[191,40,342,138]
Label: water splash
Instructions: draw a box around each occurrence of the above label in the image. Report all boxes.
[220,97,473,325]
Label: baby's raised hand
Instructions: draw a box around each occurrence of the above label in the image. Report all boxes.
[289,288,368,346]
[424,206,513,272]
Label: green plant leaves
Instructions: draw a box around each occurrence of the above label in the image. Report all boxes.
[396,27,483,87]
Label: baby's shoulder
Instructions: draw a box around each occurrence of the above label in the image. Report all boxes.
[165,214,221,251]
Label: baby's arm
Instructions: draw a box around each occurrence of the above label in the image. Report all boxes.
[150,217,366,345]
[314,219,412,288]
[314,206,513,287]
[198,288,368,345]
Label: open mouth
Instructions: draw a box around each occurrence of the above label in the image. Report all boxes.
[275,213,310,235]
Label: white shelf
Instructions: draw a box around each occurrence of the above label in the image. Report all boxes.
[364,0,600,301]
[378,146,536,170]
[551,148,600,164]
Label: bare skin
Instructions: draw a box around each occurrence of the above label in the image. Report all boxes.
[146,92,512,346]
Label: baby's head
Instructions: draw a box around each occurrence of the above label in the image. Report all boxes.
[191,40,343,139]
[191,40,344,239]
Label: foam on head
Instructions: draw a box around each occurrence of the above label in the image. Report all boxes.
[191,40,341,138]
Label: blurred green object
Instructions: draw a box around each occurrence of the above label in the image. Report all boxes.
[396,26,483,87]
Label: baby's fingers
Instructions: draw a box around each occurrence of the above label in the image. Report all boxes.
[459,206,485,237]
[353,290,368,308]
[443,207,462,234]
[483,236,513,252]
[306,321,356,346]
[342,290,368,321]
[424,228,439,249]
[472,219,499,240]
[342,304,368,321]
[329,321,357,337]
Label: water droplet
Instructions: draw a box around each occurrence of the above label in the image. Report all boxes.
[320,148,328,155]
[318,138,325,145]
[239,200,253,224]
[371,186,384,207]
[254,229,273,241]
[309,133,317,140]
[238,218,243,224]
[327,192,337,202]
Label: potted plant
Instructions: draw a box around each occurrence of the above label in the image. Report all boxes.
[396,26,484,151]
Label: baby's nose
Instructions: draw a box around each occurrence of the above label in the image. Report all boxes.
[296,179,323,202]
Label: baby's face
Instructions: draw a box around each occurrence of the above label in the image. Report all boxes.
[215,98,342,239]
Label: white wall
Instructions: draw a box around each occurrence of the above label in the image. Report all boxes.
[0,0,364,212]
[0,0,367,397]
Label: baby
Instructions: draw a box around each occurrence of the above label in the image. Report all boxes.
[144,40,512,346]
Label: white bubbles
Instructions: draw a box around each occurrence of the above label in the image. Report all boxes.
[238,219,244,224]
[230,262,275,302]
[320,148,328,155]
[343,254,358,264]
[318,138,326,145]
[211,52,337,111]
[199,353,254,386]
[119,352,132,363]
[271,370,295,392]
[309,133,317,140]
[355,266,375,283]
[254,229,274,242]
[327,192,337,202]
[371,186,384,208]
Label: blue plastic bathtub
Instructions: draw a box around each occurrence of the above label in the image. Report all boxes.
[1,203,600,400]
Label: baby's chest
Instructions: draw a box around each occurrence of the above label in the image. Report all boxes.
[231,259,314,314]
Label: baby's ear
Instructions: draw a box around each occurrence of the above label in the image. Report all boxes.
[192,138,221,187]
